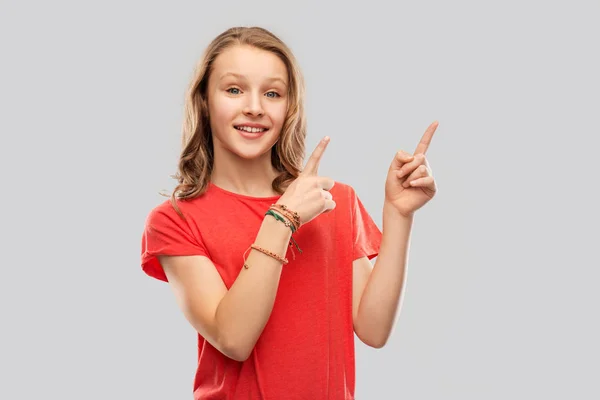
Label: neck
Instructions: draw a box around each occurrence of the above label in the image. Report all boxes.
[210,145,280,197]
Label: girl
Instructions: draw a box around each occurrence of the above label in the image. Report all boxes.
[141,26,438,400]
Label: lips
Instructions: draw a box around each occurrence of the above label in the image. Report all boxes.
[235,125,269,139]
[235,126,268,133]
[234,122,269,132]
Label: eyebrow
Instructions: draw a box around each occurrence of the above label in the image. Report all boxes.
[219,72,288,87]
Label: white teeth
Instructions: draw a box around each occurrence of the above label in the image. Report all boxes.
[236,126,266,133]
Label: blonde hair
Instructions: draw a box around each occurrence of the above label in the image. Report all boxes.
[166,26,307,217]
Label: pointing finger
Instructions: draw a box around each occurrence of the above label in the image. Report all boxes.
[302,136,330,176]
[413,121,439,156]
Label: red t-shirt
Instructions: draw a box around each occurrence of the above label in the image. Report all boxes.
[141,181,382,399]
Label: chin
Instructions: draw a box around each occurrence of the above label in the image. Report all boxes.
[223,143,271,162]
[231,145,274,161]
[229,130,278,160]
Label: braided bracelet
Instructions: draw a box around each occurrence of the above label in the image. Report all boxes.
[266,209,295,232]
[270,204,300,227]
[268,205,296,224]
[264,210,303,255]
[243,244,288,269]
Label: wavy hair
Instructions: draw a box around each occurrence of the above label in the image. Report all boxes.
[165,27,307,217]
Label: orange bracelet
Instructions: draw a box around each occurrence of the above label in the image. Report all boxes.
[264,209,303,258]
[270,208,299,232]
[243,244,288,269]
[272,203,300,224]
[269,204,301,231]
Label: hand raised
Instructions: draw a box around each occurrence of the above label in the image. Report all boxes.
[385,121,439,217]
[277,136,336,226]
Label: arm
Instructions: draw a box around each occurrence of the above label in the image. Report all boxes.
[352,202,413,348]
[158,214,291,362]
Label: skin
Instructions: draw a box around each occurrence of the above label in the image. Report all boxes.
[206,44,441,349]
[168,43,440,351]
[206,44,289,197]
[352,121,439,348]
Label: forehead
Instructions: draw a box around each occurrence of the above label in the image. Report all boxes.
[211,45,288,84]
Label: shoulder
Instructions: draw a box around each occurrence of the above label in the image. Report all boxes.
[144,196,198,228]
[142,201,177,237]
[328,180,361,211]
[330,180,358,199]
[146,198,177,220]
[144,189,222,234]
[147,190,214,218]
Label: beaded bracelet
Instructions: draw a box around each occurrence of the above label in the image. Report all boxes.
[243,244,288,269]
[269,208,299,234]
[242,204,304,270]
[265,209,295,233]
[268,205,294,225]
[270,204,300,228]
[264,209,303,255]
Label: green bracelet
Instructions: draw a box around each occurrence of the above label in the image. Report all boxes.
[265,209,296,233]
[265,209,302,254]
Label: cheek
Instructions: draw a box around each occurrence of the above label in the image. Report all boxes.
[268,102,288,127]
[210,96,238,124]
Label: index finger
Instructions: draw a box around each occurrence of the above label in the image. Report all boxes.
[413,121,439,156]
[302,136,330,175]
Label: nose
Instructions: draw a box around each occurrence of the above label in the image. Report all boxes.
[242,93,264,117]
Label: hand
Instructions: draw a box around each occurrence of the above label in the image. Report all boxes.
[277,136,336,226]
[385,121,439,218]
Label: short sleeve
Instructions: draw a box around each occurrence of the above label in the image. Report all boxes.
[141,204,209,282]
[351,188,382,261]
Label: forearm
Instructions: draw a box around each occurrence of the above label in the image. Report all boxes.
[356,202,413,347]
[215,214,291,361]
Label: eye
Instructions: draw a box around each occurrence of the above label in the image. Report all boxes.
[265,91,280,98]
[227,87,241,95]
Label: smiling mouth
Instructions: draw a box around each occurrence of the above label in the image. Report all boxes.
[234,126,269,133]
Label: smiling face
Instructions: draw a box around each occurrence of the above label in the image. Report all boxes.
[206,44,289,162]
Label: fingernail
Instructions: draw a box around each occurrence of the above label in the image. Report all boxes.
[324,136,330,142]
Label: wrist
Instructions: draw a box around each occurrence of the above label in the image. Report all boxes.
[268,204,300,232]
[264,211,292,231]
[383,201,414,222]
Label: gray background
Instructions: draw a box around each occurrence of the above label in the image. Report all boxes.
[1,0,599,399]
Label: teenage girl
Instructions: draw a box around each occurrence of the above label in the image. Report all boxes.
[141,26,438,400]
